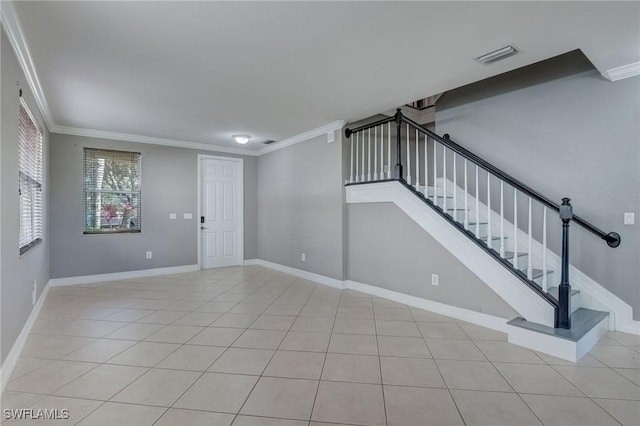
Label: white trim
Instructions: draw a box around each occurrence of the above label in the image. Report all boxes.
[1,282,51,392]
[0,1,54,129]
[346,181,556,327]
[48,264,199,287]
[197,155,244,270]
[256,121,345,155]
[601,62,640,82]
[243,259,260,266]
[250,259,344,290]
[52,126,260,156]
[345,279,507,332]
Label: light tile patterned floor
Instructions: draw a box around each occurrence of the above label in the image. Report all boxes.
[2,266,639,425]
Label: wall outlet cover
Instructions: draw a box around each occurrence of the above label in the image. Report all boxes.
[146,251,152,259]
[624,212,635,225]
[169,213,177,220]
[431,274,439,286]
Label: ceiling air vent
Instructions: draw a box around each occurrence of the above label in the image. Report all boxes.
[475,45,519,65]
[262,140,276,145]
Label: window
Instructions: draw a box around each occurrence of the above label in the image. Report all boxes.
[83,148,141,234]
[18,99,44,255]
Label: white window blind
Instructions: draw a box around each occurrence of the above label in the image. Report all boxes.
[18,99,44,255]
[83,148,141,234]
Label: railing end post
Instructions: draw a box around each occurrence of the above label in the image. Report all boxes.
[606,231,621,248]
[344,128,352,139]
[394,108,403,124]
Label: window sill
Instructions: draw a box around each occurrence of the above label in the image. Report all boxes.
[20,238,43,256]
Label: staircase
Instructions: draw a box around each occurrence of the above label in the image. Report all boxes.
[344,109,622,361]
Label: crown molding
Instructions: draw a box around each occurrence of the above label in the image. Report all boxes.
[1,1,53,130]
[256,120,345,155]
[2,1,344,156]
[50,125,261,156]
[601,62,640,82]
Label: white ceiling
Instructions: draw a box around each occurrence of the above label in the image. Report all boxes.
[7,1,640,151]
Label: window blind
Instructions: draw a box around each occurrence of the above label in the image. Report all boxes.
[18,99,43,254]
[83,148,142,234]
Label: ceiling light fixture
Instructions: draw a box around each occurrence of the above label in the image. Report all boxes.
[475,45,519,65]
[232,134,251,144]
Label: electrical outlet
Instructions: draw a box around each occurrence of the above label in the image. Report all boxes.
[169,213,176,220]
[624,212,635,225]
[431,274,439,286]
[146,251,152,259]
[301,253,306,262]
[32,280,37,306]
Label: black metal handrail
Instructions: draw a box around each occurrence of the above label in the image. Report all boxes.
[344,108,621,329]
[348,110,621,248]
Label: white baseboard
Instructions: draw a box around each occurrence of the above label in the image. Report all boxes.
[250,259,344,289]
[1,283,51,392]
[243,259,260,266]
[48,264,200,287]
[345,280,507,332]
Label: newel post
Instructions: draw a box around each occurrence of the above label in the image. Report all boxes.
[394,109,403,179]
[558,197,572,329]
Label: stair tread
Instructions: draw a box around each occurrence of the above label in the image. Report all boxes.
[504,251,528,259]
[479,236,502,241]
[547,286,580,297]
[508,308,609,341]
[519,268,554,280]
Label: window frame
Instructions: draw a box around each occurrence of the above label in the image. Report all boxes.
[82,147,142,235]
[18,97,44,256]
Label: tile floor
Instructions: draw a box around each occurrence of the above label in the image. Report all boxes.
[2,265,639,425]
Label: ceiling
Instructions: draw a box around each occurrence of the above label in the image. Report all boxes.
[6,1,640,152]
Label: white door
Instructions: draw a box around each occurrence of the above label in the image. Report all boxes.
[200,157,243,269]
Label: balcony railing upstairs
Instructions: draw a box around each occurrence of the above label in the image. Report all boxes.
[344,109,621,329]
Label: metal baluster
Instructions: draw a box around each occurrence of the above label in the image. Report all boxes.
[475,165,480,236]
[350,132,354,183]
[542,206,548,292]
[500,180,505,257]
[406,124,411,185]
[415,129,419,189]
[464,159,469,229]
[367,128,371,181]
[513,188,519,269]
[387,122,391,179]
[373,126,378,181]
[380,125,384,180]
[443,147,447,212]
[355,132,359,182]
[487,172,492,247]
[453,153,457,221]
[424,135,428,197]
[361,131,365,182]
[433,141,437,204]
[527,197,533,280]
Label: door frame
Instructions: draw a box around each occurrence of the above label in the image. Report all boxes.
[196,154,244,270]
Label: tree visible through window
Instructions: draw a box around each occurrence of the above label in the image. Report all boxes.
[83,148,141,234]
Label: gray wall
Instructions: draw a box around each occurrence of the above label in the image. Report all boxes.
[257,134,344,280]
[1,27,50,363]
[436,56,640,318]
[347,203,518,318]
[49,134,257,278]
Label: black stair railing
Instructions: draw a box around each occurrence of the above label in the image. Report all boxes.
[345,109,621,329]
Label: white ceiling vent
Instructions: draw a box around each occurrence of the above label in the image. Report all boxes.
[475,45,519,65]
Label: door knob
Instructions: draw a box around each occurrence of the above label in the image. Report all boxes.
[200,226,208,230]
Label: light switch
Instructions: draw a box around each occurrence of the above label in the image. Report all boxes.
[184,213,193,220]
[624,212,635,225]
[169,213,177,220]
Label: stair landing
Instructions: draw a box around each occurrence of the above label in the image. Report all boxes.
[506,308,609,362]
